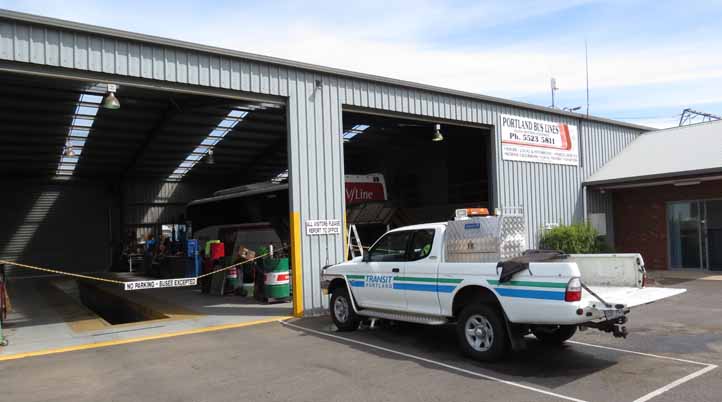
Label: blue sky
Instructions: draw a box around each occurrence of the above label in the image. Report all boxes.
[3,0,722,128]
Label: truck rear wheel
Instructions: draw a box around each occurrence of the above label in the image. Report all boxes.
[330,287,360,332]
[456,304,508,362]
[532,325,577,345]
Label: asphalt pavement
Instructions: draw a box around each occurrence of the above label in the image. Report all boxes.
[0,276,719,402]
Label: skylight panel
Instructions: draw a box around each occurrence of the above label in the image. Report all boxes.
[80,94,103,104]
[228,110,248,118]
[69,128,90,138]
[55,91,101,178]
[72,117,94,127]
[167,108,248,181]
[343,124,370,141]
[218,119,239,128]
[271,169,289,184]
[75,105,99,116]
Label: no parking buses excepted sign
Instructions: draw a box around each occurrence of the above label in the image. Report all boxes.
[124,278,198,291]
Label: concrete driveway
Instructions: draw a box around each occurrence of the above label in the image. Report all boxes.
[0,276,719,402]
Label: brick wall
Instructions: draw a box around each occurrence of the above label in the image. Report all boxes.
[610,180,721,270]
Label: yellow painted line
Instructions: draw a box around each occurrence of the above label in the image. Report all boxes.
[701,275,722,281]
[0,316,292,362]
[343,211,348,262]
[290,211,304,317]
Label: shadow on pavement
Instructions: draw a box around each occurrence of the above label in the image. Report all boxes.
[285,316,617,389]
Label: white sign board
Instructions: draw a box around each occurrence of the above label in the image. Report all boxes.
[124,278,198,291]
[500,114,579,166]
[306,219,342,235]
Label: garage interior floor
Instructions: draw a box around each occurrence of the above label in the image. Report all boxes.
[1,275,291,356]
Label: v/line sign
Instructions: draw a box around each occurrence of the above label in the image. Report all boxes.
[124,278,198,291]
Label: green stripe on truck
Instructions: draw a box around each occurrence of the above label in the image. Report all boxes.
[395,277,463,284]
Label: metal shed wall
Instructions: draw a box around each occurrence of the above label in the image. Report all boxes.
[0,180,112,277]
[0,13,645,314]
[122,180,220,235]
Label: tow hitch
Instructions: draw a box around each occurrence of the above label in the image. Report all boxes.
[583,315,629,338]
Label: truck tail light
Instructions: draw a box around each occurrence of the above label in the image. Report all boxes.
[565,277,582,302]
[642,271,647,288]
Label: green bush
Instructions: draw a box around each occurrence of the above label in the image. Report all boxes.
[539,223,605,254]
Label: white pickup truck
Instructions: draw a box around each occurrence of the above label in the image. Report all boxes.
[321,210,686,361]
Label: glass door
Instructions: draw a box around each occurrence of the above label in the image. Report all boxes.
[705,200,722,271]
[668,201,702,269]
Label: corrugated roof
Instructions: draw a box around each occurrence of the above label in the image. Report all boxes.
[0,8,651,131]
[585,120,722,186]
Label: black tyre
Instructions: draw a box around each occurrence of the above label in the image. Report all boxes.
[330,287,360,332]
[456,304,508,362]
[532,325,577,345]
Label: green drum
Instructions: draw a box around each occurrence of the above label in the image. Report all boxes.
[263,257,290,300]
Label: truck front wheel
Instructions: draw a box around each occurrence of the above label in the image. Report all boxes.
[330,287,360,332]
[532,325,577,345]
[456,304,508,362]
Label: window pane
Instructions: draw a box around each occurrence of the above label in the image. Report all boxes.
[409,229,435,260]
[667,202,700,268]
[369,231,411,262]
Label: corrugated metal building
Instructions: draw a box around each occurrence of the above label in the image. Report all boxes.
[0,9,648,316]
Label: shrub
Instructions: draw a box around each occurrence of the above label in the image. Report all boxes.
[539,223,603,254]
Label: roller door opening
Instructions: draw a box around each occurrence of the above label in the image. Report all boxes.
[0,71,293,353]
[342,109,493,246]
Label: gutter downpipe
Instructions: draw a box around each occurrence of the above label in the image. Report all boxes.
[582,184,588,224]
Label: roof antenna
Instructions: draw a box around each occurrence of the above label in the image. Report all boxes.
[585,40,590,117]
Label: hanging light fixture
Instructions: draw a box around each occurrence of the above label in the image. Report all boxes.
[63,139,75,157]
[102,83,120,110]
[432,123,444,142]
[207,148,215,165]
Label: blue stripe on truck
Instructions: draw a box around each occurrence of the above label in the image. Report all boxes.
[495,288,566,301]
[392,283,457,293]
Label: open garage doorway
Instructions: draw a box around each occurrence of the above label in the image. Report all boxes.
[342,109,493,245]
[0,71,292,355]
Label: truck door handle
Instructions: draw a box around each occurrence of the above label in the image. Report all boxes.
[392,268,400,273]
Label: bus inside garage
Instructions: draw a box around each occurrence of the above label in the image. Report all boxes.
[342,110,493,244]
[0,71,293,353]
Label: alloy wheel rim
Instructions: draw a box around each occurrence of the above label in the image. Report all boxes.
[465,314,494,352]
[334,295,349,323]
